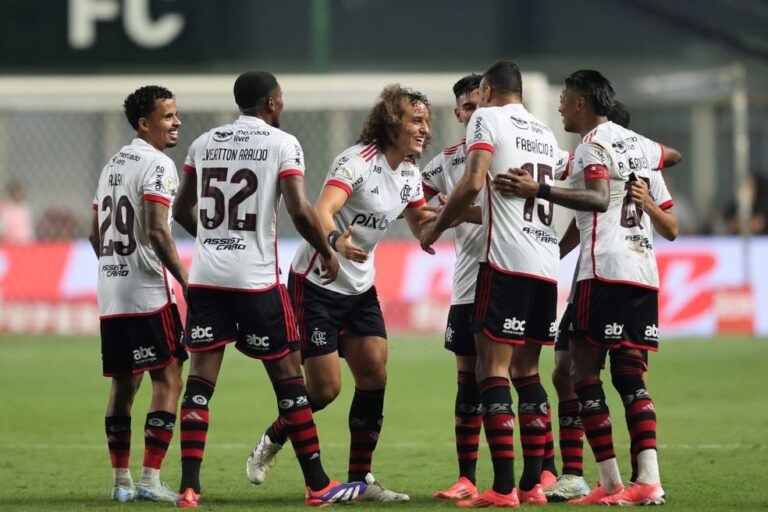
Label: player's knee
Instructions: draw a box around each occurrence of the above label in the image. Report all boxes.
[609,352,647,403]
[308,384,340,411]
[551,365,574,397]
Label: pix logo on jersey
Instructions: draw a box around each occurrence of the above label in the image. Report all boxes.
[351,212,390,231]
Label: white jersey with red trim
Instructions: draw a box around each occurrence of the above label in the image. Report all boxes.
[291,143,425,295]
[465,104,569,281]
[571,121,672,289]
[422,139,484,305]
[93,138,178,317]
[184,115,305,290]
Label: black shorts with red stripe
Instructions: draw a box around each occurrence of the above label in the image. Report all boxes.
[183,286,299,360]
[573,279,659,351]
[444,303,476,356]
[472,263,557,345]
[288,273,387,359]
[100,303,186,377]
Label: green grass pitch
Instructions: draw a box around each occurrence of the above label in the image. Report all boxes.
[0,335,766,511]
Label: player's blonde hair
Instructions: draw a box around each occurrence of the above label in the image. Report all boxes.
[357,84,432,153]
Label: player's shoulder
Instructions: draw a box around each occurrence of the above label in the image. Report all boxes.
[338,143,377,166]
[443,138,466,156]
[128,139,175,169]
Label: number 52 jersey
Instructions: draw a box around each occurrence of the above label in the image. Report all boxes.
[93,138,179,317]
[183,115,305,291]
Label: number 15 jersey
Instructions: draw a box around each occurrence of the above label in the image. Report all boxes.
[466,104,569,282]
[183,115,305,291]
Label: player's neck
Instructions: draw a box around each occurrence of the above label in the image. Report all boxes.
[579,116,609,137]
[487,94,522,108]
[383,146,406,170]
[138,134,164,152]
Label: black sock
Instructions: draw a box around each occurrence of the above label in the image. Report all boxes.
[179,376,214,493]
[513,375,549,491]
[455,371,482,484]
[480,377,516,494]
[348,388,385,482]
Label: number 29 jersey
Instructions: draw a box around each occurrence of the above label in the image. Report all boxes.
[93,138,179,317]
[466,104,569,282]
[183,115,305,291]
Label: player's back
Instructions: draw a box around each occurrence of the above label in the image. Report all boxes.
[572,121,666,288]
[466,104,564,281]
[184,115,305,291]
[94,138,178,316]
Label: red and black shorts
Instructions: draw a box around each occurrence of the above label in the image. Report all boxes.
[183,285,299,360]
[472,263,557,345]
[100,303,186,377]
[289,273,387,359]
[445,303,476,356]
[573,279,659,351]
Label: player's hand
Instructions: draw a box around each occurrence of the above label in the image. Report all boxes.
[419,223,441,255]
[418,205,441,227]
[629,179,650,210]
[503,167,539,198]
[493,172,517,198]
[335,226,368,263]
[318,252,340,284]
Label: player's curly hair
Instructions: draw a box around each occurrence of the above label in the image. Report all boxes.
[564,70,615,117]
[357,84,432,153]
[123,85,174,130]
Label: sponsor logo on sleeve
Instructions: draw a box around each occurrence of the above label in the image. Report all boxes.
[213,130,234,142]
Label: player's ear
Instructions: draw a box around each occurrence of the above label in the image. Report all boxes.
[137,116,149,133]
[267,96,276,113]
[454,106,461,122]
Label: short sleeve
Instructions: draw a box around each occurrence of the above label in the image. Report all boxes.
[407,176,426,208]
[278,135,306,179]
[142,157,179,207]
[649,171,673,210]
[183,134,204,176]
[325,153,366,197]
[636,135,665,171]
[466,110,495,154]
[421,154,445,197]
[571,142,610,183]
[553,149,573,180]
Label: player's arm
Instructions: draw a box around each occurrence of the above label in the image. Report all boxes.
[88,210,100,256]
[559,217,580,258]
[630,178,678,241]
[315,185,368,263]
[506,166,609,212]
[403,205,433,239]
[145,200,189,295]
[281,175,339,283]
[660,144,682,168]
[419,149,489,253]
[172,171,198,237]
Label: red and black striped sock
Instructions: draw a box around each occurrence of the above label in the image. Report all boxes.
[512,374,548,491]
[558,399,585,476]
[542,398,558,475]
[179,376,214,493]
[143,411,176,470]
[455,371,482,484]
[266,416,289,445]
[610,353,656,479]
[480,377,516,494]
[348,388,385,482]
[274,376,329,491]
[105,416,131,469]
[575,379,616,462]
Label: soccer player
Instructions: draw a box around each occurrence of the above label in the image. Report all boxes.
[420,74,483,501]
[420,60,570,508]
[171,71,365,508]
[247,84,434,502]
[89,85,188,503]
[542,102,682,502]
[501,70,672,506]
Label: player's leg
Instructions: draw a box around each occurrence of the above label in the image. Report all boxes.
[135,305,186,502]
[568,280,624,504]
[344,334,409,502]
[545,303,590,501]
[434,304,481,500]
[600,286,664,506]
[105,372,143,502]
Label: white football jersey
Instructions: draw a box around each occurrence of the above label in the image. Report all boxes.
[422,139,484,305]
[466,104,570,281]
[571,121,672,289]
[93,138,178,317]
[291,143,426,295]
[184,115,305,290]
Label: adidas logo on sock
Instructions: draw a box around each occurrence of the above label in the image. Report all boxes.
[182,411,204,421]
